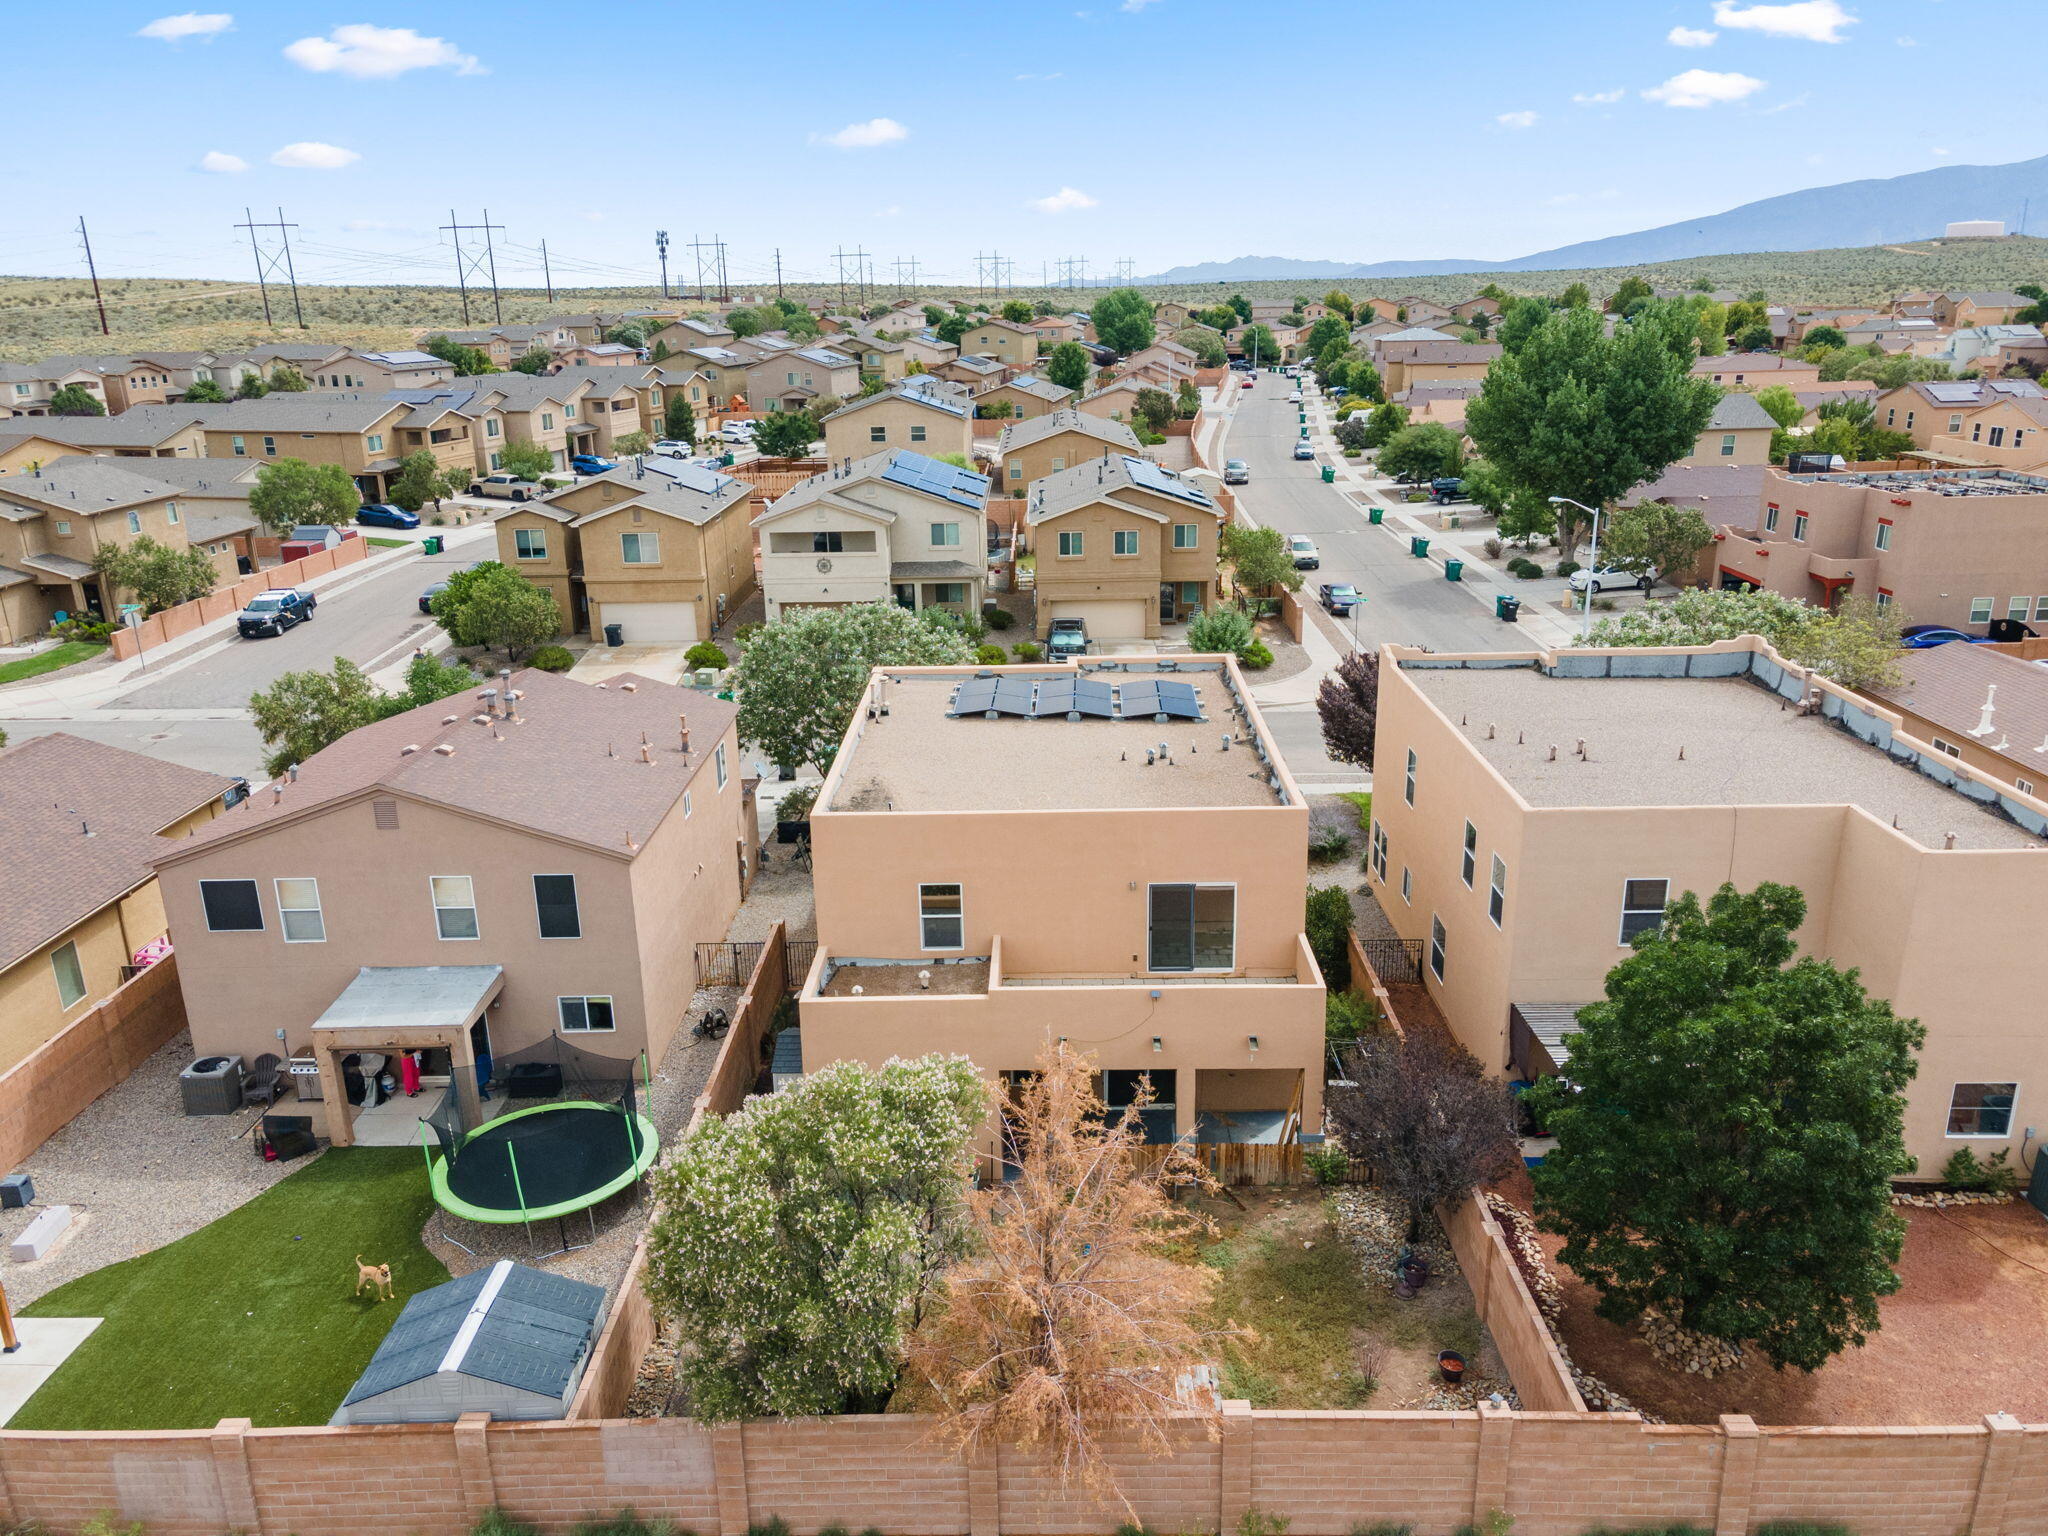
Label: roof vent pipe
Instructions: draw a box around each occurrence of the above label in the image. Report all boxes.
[434,744,455,756]
[481,688,498,715]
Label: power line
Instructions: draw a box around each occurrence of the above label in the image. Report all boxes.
[233,206,306,328]
[440,209,507,325]
[832,246,870,310]
[75,216,109,336]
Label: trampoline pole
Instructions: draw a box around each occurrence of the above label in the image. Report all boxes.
[640,1050,652,1117]
[507,1142,534,1250]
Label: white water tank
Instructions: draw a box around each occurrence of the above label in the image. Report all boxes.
[1945,220,2005,239]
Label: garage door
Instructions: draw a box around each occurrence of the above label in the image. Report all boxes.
[1048,598,1147,642]
[598,602,697,647]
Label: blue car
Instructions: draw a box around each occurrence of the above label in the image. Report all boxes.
[1901,625,1996,649]
[355,503,420,530]
[570,454,617,475]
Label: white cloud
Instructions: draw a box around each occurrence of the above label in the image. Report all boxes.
[1895,35,1918,46]
[1571,88,1626,104]
[1668,26,1719,45]
[1931,147,1952,158]
[1121,0,1162,11]
[1547,187,1622,206]
[1710,0,1857,43]
[1015,71,1065,80]
[1030,186,1099,213]
[269,141,360,169]
[283,24,483,78]
[1496,110,1539,129]
[1759,91,1810,114]
[198,150,246,173]
[137,12,232,41]
[813,117,909,149]
[1642,69,1766,107]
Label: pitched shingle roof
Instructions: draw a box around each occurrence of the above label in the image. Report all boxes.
[1708,392,1778,431]
[997,408,1141,456]
[0,457,186,515]
[993,375,1073,403]
[0,406,207,448]
[1026,453,1215,524]
[1871,644,2048,763]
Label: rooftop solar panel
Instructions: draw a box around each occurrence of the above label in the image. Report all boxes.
[1036,678,1115,718]
[1120,456,1212,507]
[1120,678,1205,721]
[950,679,999,715]
[881,451,989,509]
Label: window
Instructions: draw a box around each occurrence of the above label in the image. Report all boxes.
[1931,737,1962,758]
[166,503,180,525]
[1762,504,1780,532]
[1058,531,1084,557]
[2011,597,2034,623]
[1948,413,1965,434]
[931,522,961,547]
[932,582,967,605]
[920,883,964,949]
[2017,777,2035,796]
[1947,1083,2017,1138]
[54,518,70,535]
[565,403,578,419]
[1875,520,1892,551]
[558,995,616,1033]
[1008,462,1023,481]
[514,528,548,560]
[431,875,479,940]
[812,531,845,553]
[1971,597,1995,624]
[275,878,325,943]
[1400,867,1412,904]
[1876,588,1893,610]
[1147,884,1234,970]
[2034,596,2048,622]
[1719,433,1737,457]
[683,790,692,818]
[122,509,141,535]
[621,531,660,564]
[490,451,503,470]
[231,434,246,456]
[715,742,728,787]
[533,874,580,939]
[1370,822,1388,881]
[1791,513,1808,542]
[1488,855,1506,927]
[910,424,927,442]
[870,425,887,443]
[262,436,277,456]
[1885,408,1895,426]
[1172,523,1199,550]
[50,942,86,1010]
[1428,915,1447,982]
[1619,877,1669,943]
[1905,410,1915,430]
[200,879,264,931]
[367,433,385,453]
[1990,425,2007,448]
[1404,748,1417,806]
[541,412,555,430]
[1972,422,1984,443]
[1050,456,1067,472]
[1459,821,1477,886]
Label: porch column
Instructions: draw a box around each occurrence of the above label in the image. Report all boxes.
[318,1047,354,1147]
[451,1019,483,1129]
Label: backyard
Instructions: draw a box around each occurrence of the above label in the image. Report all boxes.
[15,1148,445,1430]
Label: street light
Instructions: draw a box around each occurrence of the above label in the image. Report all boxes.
[1548,495,1602,640]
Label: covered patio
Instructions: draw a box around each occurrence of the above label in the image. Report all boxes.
[308,965,503,1148]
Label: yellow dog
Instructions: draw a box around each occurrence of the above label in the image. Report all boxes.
[354,1254,395,1302]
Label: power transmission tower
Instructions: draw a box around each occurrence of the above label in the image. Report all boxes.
[655,231,670,300]
[714,235,730,301]
[75,216,109,336]
[686,235,730,301]
[974,250,995,302]
[440,209,506,326]
[995,256,1015,292]
[234,206,306,329]
[539,239,555,304]
[893,255,920,297]
[1115,257,1135,284]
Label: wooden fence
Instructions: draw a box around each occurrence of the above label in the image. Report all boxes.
[108,537,374,660]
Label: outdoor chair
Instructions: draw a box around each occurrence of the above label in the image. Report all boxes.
[242,1053,288,1108]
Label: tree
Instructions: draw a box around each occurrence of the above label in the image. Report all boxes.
[1754,384,1805,431]
[1464,305,1720,561]
[48,384,105,416]
[268,364,309,392]
[1194,304,1240,332]
[663,394,697,446]
[1799,593,1907,691]
[1606,276,1654,314]
[429,562,562,660]
[651,339,672,363]
[752,409,819,460]
[602,321,648,350]
[922,304,948,328]
[1494,298,1550,353]
[1237,324,1279,366]
[1227,293,1252,322]
[374,652,479,720]
[1598,501,1714,584]
[907,1045,1234,1495]
[1342,358,1384,402]
[1803,325,1846,351]
[421,335,495,376]
[181,377,228,403]
[1531,882,1921,1371]
[1131,387,1174,434]
[1218,523,1302,608]
[1333,415,1370,452]
[91,535,216,615]
[1322,289,1355,320]
[934,313,972,346]
[1312,339,1354,389]
[1360,400,1409,448]
[1377,423,1464,483]
[733,602,973,773]
[1044,341,1093,392]
[235,373,269,400]
[1184,605,1256,660]
[388,450,447,514]
[725,307,765,338]
[1691,301,1728,357]
[1730,324,1771,352]
[1171,326,1227,369]
[249,457,359,534]
[999,299,1034,324]
[1329,1026,1520,1240]
[1558,282,1592,310]
[1175,379,1201,419]
[1305,315,1349,354]
[1090,287,1155,355]
[616,429,652,457]
[977,400,1015,421]
[249,658,383,779]
[1316,648,1379,769]
[1583,586,1905,690]
[497,440,556,481]
[512,347,551,375]
[646,1055,987,1421]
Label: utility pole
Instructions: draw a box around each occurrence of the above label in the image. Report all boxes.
[774,248,784,302]
[832,246,853,311]
[440,209,506,327]
[76,216,109,336]
[234,206,305,328]
[539,238,555,304]
[655,231,670,300]
[713,234,730,302]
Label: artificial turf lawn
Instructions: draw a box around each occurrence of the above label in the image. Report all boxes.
[0,640,107,684]
[15,1147,449,1429]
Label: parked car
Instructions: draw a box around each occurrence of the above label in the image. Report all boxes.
[468,472,535,501]
[717,422,757,444]
[355,503,420,530]
[1567,563,1658,593]
[569,454,616,476]
[1430,476,1465,504]
[1319,582,1359,615]
[1223,459,1251,485]
[651,439,694,457]
[236,587,316,638]
[1292,441,1316,461]
[1901,625,1997,649]
[1228,358,1253,372]
[1287,535,1320,570]
[1240,376,1255,389]
[1047,617,1089,658]
[418,561,492,614]
[1288,390,1302,404]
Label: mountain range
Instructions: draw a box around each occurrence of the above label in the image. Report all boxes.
[1143,153,2048,285]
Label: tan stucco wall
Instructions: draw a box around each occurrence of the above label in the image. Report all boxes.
[1681,423,1773,466]
[823,400,972,462]
[1031,497,1220,636]
[998,429,1130,494]
[0,902,137,1077]
[960,326,1040,366]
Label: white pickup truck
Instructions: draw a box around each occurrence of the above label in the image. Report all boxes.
[466,472,537,502]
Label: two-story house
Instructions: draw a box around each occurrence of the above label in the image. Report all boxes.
[1026,453,1222,642]
[0,407,210,477]
[190,394,413,500]
[1679,391,1778,467]
[1690,353,1821,391]
[753,450,990,621]
[746,347,862,415]
[821,380,975,463]
[1872,378,2045,452]
[980,375,1076,421]
[959,318,1041,367]
[994,408,1142,499]
[0,359,108,418]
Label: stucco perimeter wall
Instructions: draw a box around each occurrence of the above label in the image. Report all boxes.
[6,1409,2046,1536]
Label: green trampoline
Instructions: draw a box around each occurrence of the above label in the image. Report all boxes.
[427,1099,660,1225]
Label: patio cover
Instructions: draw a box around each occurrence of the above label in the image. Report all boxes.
[310,965,503,1146]
[1509,1001,1593,1082]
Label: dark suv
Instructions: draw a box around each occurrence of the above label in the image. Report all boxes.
[237,588,316,638]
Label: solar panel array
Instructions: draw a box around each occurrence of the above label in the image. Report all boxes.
[882,451,989,509]
[947,674,1204,722]
[1120,456,1213,507]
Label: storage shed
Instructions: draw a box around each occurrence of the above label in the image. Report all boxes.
[330,1259,607,1425]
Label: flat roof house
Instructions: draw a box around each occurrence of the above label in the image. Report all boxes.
[0,733,238,1075]
[799,657,1324,1161]
[1368,636,2048,1175]
[1025,452,1221,642]
[154,670,750,1147]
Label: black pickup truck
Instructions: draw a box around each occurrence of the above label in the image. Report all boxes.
[236,587,317,638]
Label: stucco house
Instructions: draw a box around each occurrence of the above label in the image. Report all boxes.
[978,374,1075,421]
[821,379,975,462]
[1680,391,1778,467]
[994,408,1142,500]
[1025,453,1222,642]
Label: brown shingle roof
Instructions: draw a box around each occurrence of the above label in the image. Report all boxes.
[1870,645,2048,763]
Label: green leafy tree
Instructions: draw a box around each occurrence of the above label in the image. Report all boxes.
[1305,315,1349,354]
[268,364,309,392]
[922,304,948,327]
[497,440,556,481]
[1558,282,1592,310]
[48,384,105,416]
[1597,501,1714,584]
[1606,276,1654,314]
[1531,882,1922,1372]
[603,321,649,350]
[421,335,495,376]
[1734,324,1776,353]
[1803,325,1846,351]
[1321,289,1355,321]
[1754,384,1806,430]
[181,377,228,403]
[1090,288,1156,355]
[1170,326,1227,368]
[429,562,563,660]
[1584,586,1904,690]
[1194,304,1240,332]
[1184,605,1256,660]
[235,372,269,400]
[1333,415,1371,452]
[1464,305,1719,561]
[1312,338,1354,389]
[388,451,445,514]
[1723,300,1767,335]
[374,653,479,720]
[1227,293,1252,322]
[616,429,653,457]
[1376,423,1464,483]
[1131,387,1175,434]
[663,394,697,446]
[999,299,1034,324]
[1494,298,1550,353]
[1692,301,1728,357]
[935,312,974,346]
[249,457,359,534]
[733,602,974,774]
[1237,324,1280,365]
[978,399,1015,420]
[511,347,551,375]
[249,658,383,779]
[651,339,672,363]
[1218,523,1303,608]
[725,307,765,338]
[1360,400,1409,448]
[1045,341,1093,392]
[91,535,216,615]
[644,1055,987,1421]
[1342,358,1383,402]
[753,410,819,459]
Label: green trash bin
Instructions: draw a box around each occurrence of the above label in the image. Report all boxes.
[1410,535,1430,558]
[1369,507,1384,525]
[1445,558,1463,582]
[720,451,735,467]
[421,534,443,555]
[1320,465,1335,484]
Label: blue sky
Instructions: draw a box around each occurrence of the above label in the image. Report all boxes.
[4,0,2038,290]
